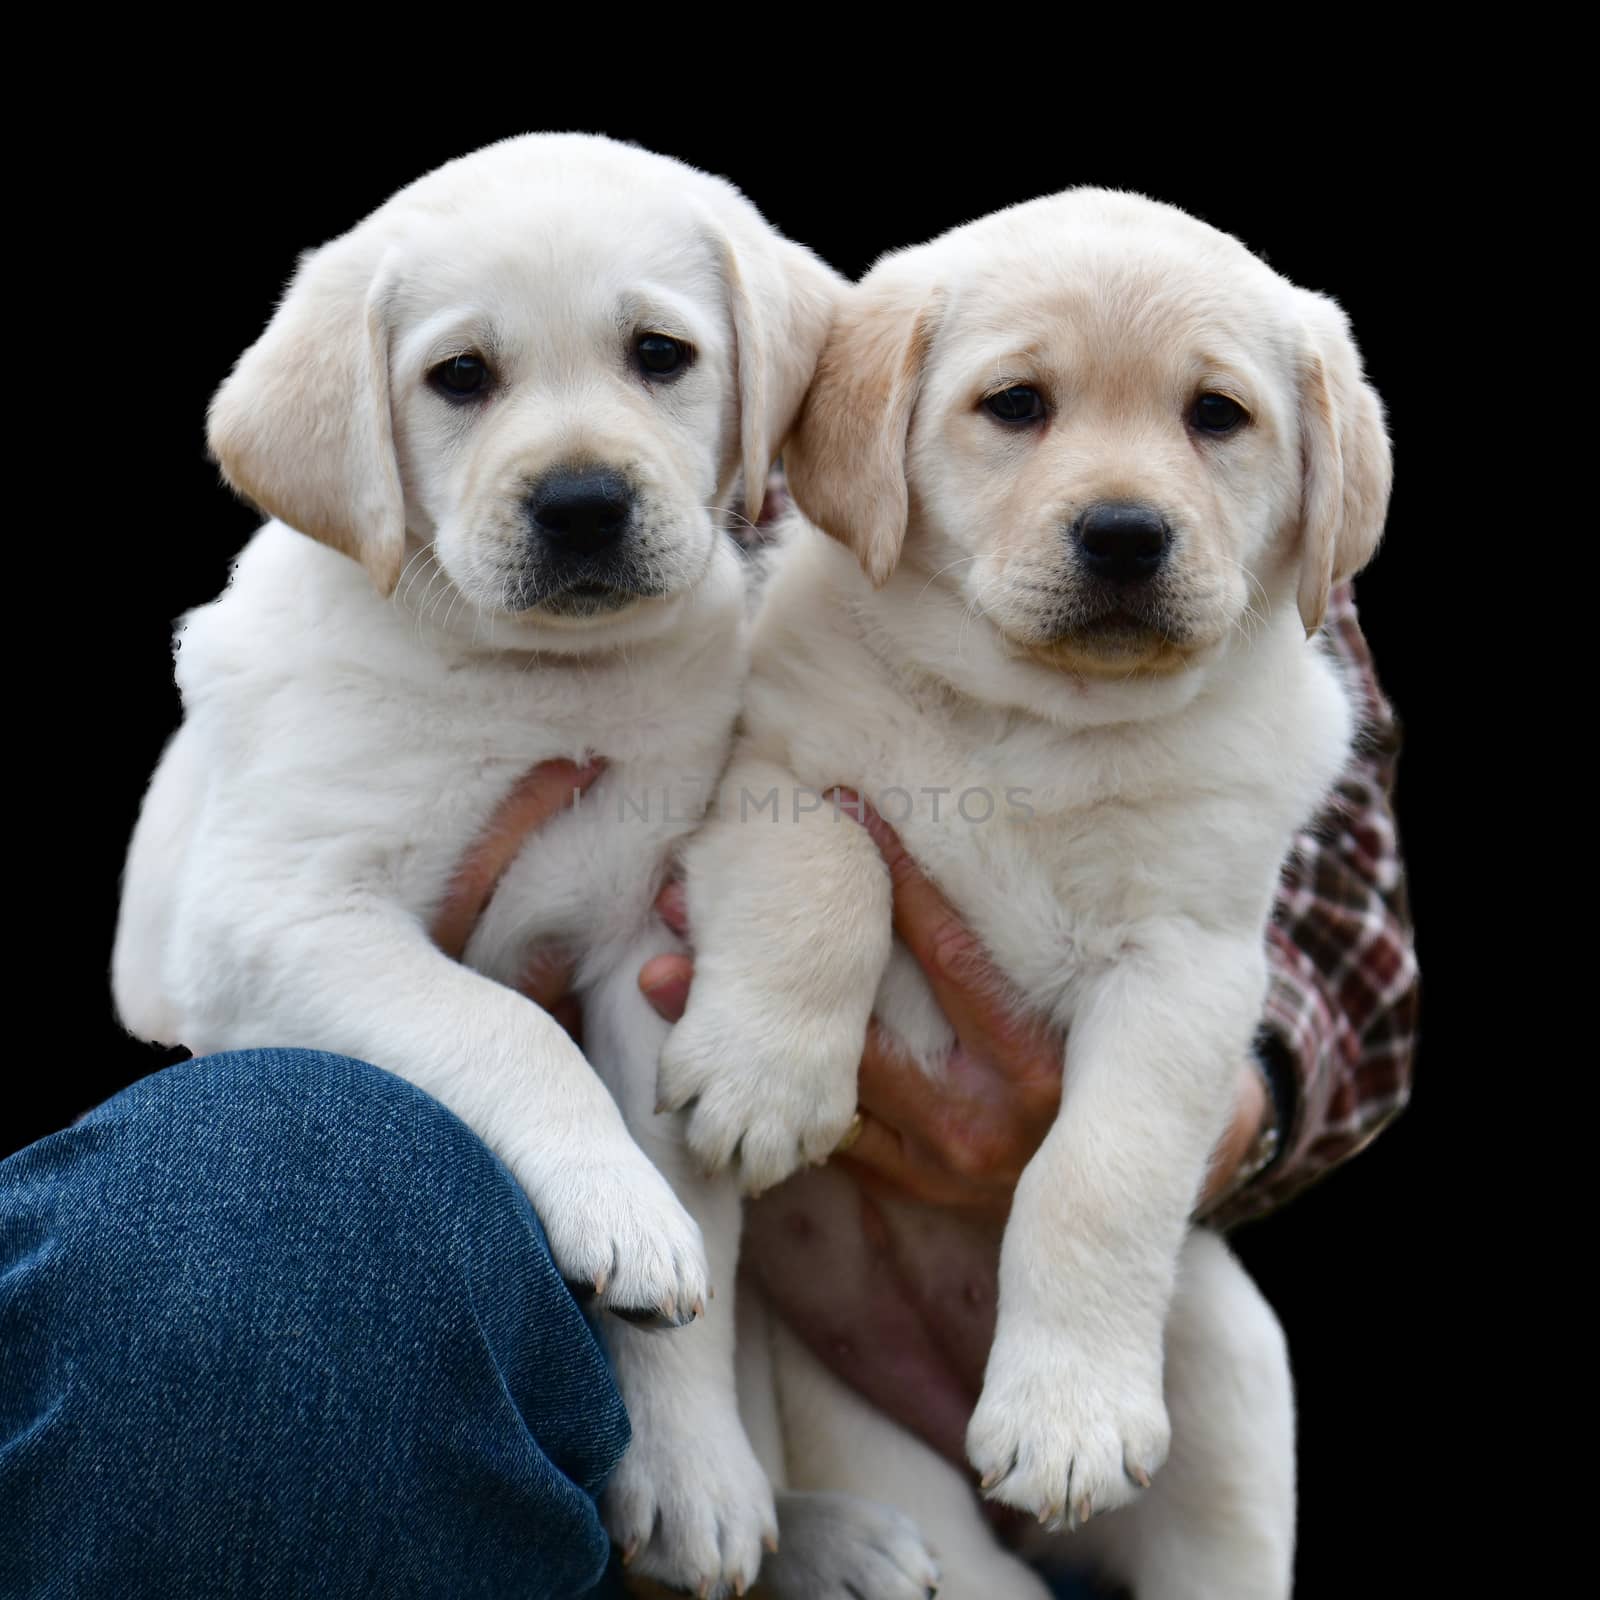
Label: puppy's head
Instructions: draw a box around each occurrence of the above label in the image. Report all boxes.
[208,134,838,639]
[787,189,1390,674]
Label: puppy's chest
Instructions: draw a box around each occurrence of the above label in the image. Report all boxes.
[892,779,1166,1015]
[780,696,1276,1029]
[416,663,735,954]
[222,638,736,960]
[465,741,730,982]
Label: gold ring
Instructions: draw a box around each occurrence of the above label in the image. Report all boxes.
[833,1111,865,1155]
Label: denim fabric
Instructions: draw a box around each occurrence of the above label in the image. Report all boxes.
[0,1050,630,1600]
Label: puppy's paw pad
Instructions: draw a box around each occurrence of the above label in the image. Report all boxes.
[660,1010,859,1191]
[656,1014,722,1117]
[732,1097,858,1194]
[760,1490,941,1600]
[967,1341,1169,1527]
[533,1144,709,1322]
[606,1414,776,1599]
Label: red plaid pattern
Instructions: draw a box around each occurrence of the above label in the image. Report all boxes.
[1213,582,1419,1226]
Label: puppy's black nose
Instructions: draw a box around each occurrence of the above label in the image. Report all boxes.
[1075,503,1171,583]
[528,468,633,558]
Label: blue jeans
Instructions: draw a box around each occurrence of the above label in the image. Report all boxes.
[2,1050,634,1599]
[2,1050,1099,1599]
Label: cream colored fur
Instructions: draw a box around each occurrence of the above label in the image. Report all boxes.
[108,134,934,1600]
[670,187,1390,1598]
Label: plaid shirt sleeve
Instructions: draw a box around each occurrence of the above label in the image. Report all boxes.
[1210,582,1420,1227]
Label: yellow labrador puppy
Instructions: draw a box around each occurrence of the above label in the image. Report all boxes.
[113,135,942,1599]
[665,189,1390,1597]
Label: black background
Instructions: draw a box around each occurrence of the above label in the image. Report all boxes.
[21,105,1453,1595]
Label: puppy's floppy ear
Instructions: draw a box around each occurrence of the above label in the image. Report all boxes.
[1294,292,1392,635]
[783,278,938,587]
[207,237,405,597]
[713,218,842,524]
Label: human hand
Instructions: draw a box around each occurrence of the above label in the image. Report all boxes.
[430,757,604,1039]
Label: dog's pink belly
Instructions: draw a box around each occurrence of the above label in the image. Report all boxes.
[743,1166,1002,1467]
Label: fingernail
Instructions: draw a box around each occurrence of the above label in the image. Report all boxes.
[640,973,690,1021]
[654,879,691,941]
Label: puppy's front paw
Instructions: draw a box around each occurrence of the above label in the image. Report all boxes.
[967,1320,1170,1530]
[529,1138,709,1327]
[657,1004,858,1193]
[759,1490,940,1600]
[605,1401,777,1599]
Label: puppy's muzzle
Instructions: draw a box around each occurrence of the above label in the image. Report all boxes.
[527,467,635,563]
[1073,502,1171,586]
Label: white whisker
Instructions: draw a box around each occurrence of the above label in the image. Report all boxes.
[917,553,984,603]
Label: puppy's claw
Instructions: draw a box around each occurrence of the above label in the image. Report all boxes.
[697,1580,711,1599]
[1077,1496,1093,1526]
[1038,1502,1061,1527]
[654,1083,695,1117]
[593,1269,608,1297]
[762,1533,780,1555]
[620,1538,639,1567]
[1127,1462,1152,1489]
[690,1297,705,1321]
[733,1578,747,1597]
[979,1458,1015,1493]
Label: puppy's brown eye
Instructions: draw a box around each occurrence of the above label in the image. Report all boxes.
[985,386,1044,424]
[637,334,689,378]
[430,354,491,399]
[1192,393,1247,434]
